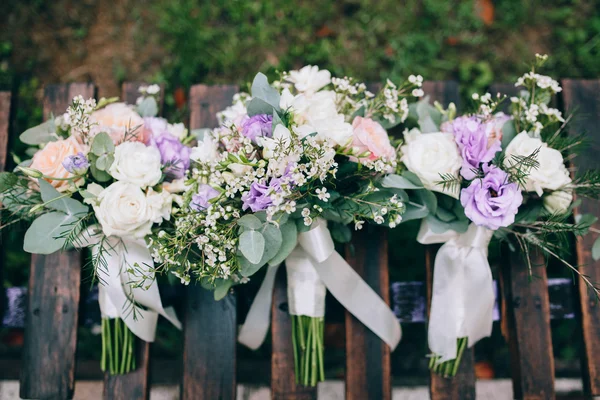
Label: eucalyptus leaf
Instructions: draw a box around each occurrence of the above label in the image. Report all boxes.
[382,174,424,189]
[239,230,265,264]
[592,237,600,261]
[238,254,264,277]
[330,222,352,243]
[401,201,430,222]
[416,189,438,214]
[213,279,233,301]
[268,220,298,266]
[191,128,210,141]
[90,162,113,182]
[20,119,57,145]
[436,206,457,223]
[23,212,76,254]
[95,153,114,171]
[137,97,158,117]
[91,132,115,156]
[38,179,88,216]
[426,214,469,234]
[238,214,262,230]
[250,73,280,112]
[247,98,275,117]
[501,120,517,149]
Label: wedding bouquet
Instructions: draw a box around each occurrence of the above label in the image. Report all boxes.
[0,85,190,375]
[151,66,425,385]
[384,54,600,376]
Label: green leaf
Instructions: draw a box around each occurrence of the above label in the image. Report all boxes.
[23,212,76,254]
[91,132,115,156]
[416,189,438,214]
[20,119,57,145]
[501,120,517,150]
[269,221,298,266]
[238,214,262,230]
[409,96,442,133]
[250,73,280,112]
[239,230,265,264]
[0,172,18,192]
[382,173,423,189]
[261,223,282,260]
[38,179,88,216]
[213,279,233,301]
[401,201,430,222]
[330,222,352,243]
[436,206,457,223]
[95,153,114,171]
[592,237,600,261]
[247,98,275,117]
[137,97,158,117]
[191,128,210,141]
[426,214,468,234]
[272,108,284,132]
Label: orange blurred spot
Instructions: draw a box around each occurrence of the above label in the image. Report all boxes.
[447,36,459,46]
[475,360,495,379]
[385,45,394,57]
[316,25,335,38]
[174,87,186,110]
[476,0,495,26]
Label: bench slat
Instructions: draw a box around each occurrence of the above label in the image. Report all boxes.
[271,266,318,399]
[345,226,392,400]
[491,83,556,400]
[20,83,93,400]
[182,84,238,400]
[562,78,600,397]
[422,81,476,400]
[102,82,164,400]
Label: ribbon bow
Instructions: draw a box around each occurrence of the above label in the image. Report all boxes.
[79,226,182,342]
[238,219,401,351]
[417,220,495,361]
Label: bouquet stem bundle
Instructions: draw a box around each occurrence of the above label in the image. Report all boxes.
[291,316,325,386]
[101,318,136,375]
[428,337,468,377]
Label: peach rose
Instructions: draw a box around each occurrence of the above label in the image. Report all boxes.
[351,117,395,162]
[90,103,147,144]
[30,136,84,192]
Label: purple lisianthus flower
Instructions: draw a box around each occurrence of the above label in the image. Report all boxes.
[460,165,523,230]
[446,116,502,180]
[143,117,169,137]
[241,114,273,143]
[153,133,191,179]
[190,184,219,211]
[62,152,89,174]
[241,181,273,212]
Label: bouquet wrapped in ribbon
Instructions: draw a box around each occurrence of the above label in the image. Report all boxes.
[151,66,425,385]
[0,85,191,374]
[384,55,600,376]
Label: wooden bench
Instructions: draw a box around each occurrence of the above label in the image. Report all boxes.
[0,79,598,399]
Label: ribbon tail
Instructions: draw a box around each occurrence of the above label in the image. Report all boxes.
[238,264,280,349]
[314,251,402,350]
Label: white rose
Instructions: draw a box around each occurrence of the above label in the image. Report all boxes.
[504,131,571,196]
[543,190,573,214]
[309,114,353,147]
[400,129,462,198]
[190,132,219,164]
[287,65,331,94]
[167,122,187,140]
[109,142,162,188]
[93,181,154,238]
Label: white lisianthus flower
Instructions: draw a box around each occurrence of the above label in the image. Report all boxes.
[228,163,253,177]
[543,190,573,214]
[109,142,162,188]
[190,133,219,164]
[93,181,155,238]
[217,98,248,126]
[504,132,572,196]
[400,129,462,198]
[287,65,331,95]
[167,122,187,140]
[146,188,173,223]
[161,178,189,193]
[261,125,292,159]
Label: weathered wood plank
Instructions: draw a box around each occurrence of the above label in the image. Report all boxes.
[421,81,476,400]
[562,78,600,397]
[182,84,238,400]
[491,82,556,400]
[345,225,392,400]
[102,82,162,400]
[271,266,318,400]
[20,83,94,400]
[0,91,11,325]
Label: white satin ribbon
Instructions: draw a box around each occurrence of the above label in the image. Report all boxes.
[238,219,401,351]
[78,226,182,342]
[417,220,495,362]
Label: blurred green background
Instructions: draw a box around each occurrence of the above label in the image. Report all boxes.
[1,0,598,384]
